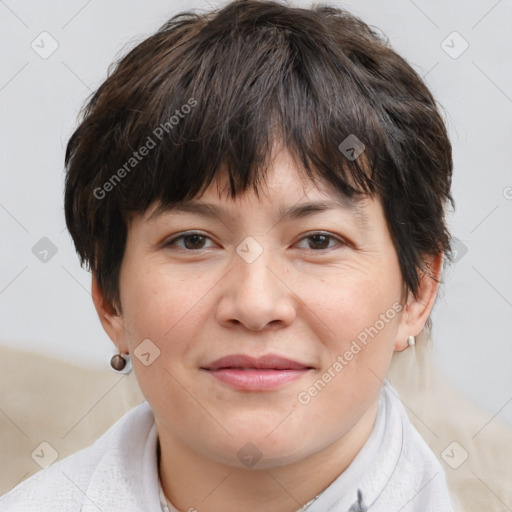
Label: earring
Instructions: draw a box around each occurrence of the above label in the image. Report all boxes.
[407,335,416,347]
[110,353,131,373]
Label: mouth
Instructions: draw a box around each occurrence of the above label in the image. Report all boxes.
[200,354,314,391]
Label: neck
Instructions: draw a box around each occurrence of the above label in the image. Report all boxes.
[157,399,379,512]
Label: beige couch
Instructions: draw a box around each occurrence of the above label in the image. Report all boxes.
[1,343,511,511]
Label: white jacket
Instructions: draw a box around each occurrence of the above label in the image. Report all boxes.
[0,381,454,511]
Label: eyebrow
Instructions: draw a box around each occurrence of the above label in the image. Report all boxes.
[152,197,369,229]
[275,199,368,228]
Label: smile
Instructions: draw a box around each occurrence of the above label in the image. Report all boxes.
[201,353,314,391]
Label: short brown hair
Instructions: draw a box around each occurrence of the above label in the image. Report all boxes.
[64,0,454,311]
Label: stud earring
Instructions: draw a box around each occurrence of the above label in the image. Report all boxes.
[407,335,416,347]
[110,353,131,373]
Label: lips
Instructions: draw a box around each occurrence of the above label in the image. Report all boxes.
[201,354,313,391]
[202,354,311,371]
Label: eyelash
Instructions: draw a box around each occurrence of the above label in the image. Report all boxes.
[164,231,347,252]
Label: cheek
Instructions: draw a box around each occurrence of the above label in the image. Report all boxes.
[121,265,204,341]
[302,263,400,342]
[298,264,401,389]
[293,277,400,436]
[119,263,220,404]
[119,266,210,416]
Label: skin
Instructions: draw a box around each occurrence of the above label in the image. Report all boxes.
[93,144,442,512]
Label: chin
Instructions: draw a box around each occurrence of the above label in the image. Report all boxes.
[202,427,314,470]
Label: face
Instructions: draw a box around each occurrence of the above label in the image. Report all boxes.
[98,146,435,470]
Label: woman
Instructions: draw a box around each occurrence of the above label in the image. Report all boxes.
[0,0,455,510]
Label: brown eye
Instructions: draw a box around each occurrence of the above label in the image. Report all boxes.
[182,234,206,249]
[307,234,331,250]
[296,232,345,251]
[165,232,214,250]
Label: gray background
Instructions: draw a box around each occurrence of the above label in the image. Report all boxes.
[1,0,511,428]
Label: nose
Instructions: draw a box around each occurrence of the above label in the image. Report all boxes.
[215,245,297,331]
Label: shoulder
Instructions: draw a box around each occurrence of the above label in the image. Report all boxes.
[0,402,154,512]
[376,383,454,512]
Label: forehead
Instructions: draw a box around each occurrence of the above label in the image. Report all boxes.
[146,150,373,229]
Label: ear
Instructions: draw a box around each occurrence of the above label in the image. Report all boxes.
[395,253,443,351]
[91,274,129,354]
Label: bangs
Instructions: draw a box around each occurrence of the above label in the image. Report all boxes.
[78,8,383,218]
